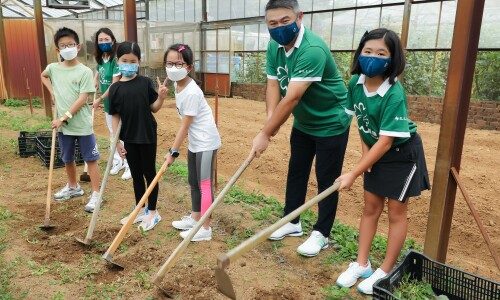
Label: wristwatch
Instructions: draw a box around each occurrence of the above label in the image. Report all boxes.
[169,148,179,158]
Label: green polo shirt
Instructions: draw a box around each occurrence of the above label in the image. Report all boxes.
[266,25,350,137]
[97,57,120,113]
[345,74,417,147]
[44,62,95,136]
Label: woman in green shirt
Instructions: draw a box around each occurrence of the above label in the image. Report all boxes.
[336,28,430,295]
[92,28,130,180]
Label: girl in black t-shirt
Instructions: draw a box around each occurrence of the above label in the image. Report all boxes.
[108,42,168,232]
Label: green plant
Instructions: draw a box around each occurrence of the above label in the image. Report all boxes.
[4,99,27,107]
[167,160,189,180]
[322,285,351,300]
[134,270,153,290]
[84,282,123,300]
[50,262,73,284]
[393,274,435,300]
[251,206,273,221]
[77,255,100,280]
[27,260,49,276]
[51,291,65,300]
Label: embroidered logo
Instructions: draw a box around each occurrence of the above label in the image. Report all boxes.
[354,102,378,139]
[277,65,289,91]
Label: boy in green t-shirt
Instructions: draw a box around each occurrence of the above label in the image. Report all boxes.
[41,27,101,213]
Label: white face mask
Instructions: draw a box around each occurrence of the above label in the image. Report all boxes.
[166,66,188,82]
[60,47,78,61]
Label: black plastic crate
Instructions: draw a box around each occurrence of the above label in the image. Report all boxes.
[35,135,84,169]
[373,250,500,300]
[18,131,51,157]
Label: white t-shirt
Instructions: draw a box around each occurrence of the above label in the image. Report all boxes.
[175,80,221,153]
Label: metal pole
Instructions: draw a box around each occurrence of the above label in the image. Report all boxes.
[423,0,485,263]
[0,4,9,99]
[124,0,138,42]
[34,0,52,117]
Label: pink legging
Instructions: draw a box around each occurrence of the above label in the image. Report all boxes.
[187,149,217,215]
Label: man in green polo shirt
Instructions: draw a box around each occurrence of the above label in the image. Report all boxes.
[251,0,351,257]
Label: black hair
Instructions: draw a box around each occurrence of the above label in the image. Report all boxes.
[116,41,141,60]
[351,28,405,84]
[94,28,117,65]
[163,43,194,66]
[265,0,299,11]
[54,27,79,47]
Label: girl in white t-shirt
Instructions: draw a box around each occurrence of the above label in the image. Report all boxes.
[164,44,221,242]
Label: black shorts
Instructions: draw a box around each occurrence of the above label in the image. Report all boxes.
[364,133,430,202]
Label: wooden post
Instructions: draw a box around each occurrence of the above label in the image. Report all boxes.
[0,4,9,100]
[124,0,137,42]
[34,0,52,117]
[423,0,485,262]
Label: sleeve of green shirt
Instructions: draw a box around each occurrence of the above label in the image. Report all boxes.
[266,42,278,80]
[289,46,326,82]
[344,77,356,117]
[80,69,96,94]
[44,63,53,79]
[112,58,121,77]
[379,97,411,138]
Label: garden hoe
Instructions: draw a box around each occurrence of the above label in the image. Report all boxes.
[152,153,255,295]
[39,126,58,231]
[80,97,96,182]
[102,160,169,270]
[215,181,341,299]
[76,123,121,246]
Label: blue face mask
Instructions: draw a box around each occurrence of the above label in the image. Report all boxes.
[358,55,391,78]
[268,21,300,46]
[119,63,139,77]
[98,42,113,52]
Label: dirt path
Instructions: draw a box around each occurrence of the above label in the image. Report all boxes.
[0,98,498,299]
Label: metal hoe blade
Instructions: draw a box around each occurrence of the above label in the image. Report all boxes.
[215,267,236,300]
[102,253,124,271]
[39,224,55,231]
[75,237,90,246]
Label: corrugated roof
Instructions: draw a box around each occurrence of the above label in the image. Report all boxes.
[1,0,138,18]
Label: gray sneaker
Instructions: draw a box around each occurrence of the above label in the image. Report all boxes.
[54,183,84,201]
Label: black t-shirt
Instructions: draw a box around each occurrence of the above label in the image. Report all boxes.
[109,75,158,144]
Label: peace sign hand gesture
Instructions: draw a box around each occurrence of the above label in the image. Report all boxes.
[157,76,169,100]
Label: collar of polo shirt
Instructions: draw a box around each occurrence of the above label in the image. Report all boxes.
[357,74,397,97]
[278,24,305,57]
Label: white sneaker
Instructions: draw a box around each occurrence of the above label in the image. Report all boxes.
[110,160,124,175]
[180,227,212,242]
[268,222,303,240]
[120,207,147,225]
[336,261,374,288]
[172,215,197,230]
[357,268,387,295]
[138,211,162,232]
[297,230,329,257]
[121,164,131,180]
[54,183,84,200]
[84,191,100,213]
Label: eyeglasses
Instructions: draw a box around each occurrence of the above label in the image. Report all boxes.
[165,62,186,69]
[58,43,77,49]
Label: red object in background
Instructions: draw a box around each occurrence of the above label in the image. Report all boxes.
[2,19,43,99]
[203,73,231,97]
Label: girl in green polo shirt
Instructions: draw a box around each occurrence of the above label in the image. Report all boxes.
[92,27,131,180]
[335,28,430,295]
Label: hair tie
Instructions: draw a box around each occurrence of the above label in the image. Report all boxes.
[178,45,186,52]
